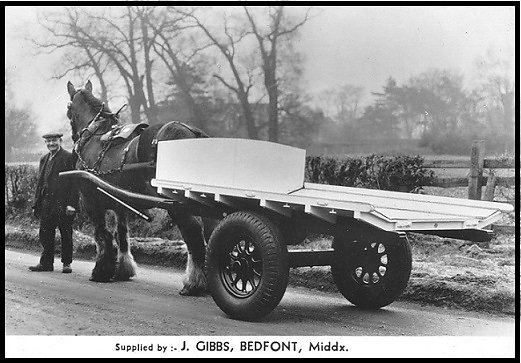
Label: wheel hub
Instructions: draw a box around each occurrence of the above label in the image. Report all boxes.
[222,239,262,298]
[352,241,388,285]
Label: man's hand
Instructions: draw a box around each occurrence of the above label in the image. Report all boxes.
[65,206,76,216]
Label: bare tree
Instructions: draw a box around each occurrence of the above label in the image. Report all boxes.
[133,6,160,123]
[44,7,160,124]
[79,7,152,124]
[180,7,260,139]
[33,7,111,103]
[474,48,515,142]
[243,6,311,142]
[316,84,364,125]
[146,7,210,129]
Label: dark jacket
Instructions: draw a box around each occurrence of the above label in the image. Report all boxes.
[33,148,79,215]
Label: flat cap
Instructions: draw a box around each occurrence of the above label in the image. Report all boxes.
[42,132,63,139]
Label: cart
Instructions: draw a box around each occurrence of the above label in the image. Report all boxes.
[61,138,514,320]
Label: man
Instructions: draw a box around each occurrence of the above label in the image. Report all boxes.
[30,132,78,273]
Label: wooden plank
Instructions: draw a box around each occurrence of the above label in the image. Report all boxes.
[483,158,515,169]
[431,177,469,187]
[154,178,375,213]
[303,182,513,213]
[431,176,515,188]
[424,158,514,169]
[424,160,469,169]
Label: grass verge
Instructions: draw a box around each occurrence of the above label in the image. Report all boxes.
[5,223,515,316]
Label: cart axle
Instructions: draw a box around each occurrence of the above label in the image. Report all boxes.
[288,249,335,268]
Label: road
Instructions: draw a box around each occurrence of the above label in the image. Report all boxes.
[5,248,515,337]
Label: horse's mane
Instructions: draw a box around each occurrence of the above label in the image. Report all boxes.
[79,89,119,124]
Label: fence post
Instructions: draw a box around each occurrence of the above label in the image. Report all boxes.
[483,170,498,202]
[468,140,485,200]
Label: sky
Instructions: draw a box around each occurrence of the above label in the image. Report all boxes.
[4,5,516,136]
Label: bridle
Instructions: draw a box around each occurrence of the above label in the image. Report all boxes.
[67,91,127,175]
[67,90,107,142]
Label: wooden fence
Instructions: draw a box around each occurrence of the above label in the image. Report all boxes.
[425,140,515,197]
[424,140,515,234]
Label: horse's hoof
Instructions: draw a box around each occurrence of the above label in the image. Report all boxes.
[112,274,133,281]
[179,285,206,296]
[113,261,137,281]
[89,275,112,283]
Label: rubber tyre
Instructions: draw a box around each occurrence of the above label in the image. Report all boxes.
[205,211,289,320]
[331,229,412,309]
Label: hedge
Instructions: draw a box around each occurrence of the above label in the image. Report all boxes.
[305,154,435,192]
[5,163,38,211]
[5,155,434,231]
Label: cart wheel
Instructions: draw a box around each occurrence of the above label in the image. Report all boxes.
[205,211,289,320]
[331,229,412,309]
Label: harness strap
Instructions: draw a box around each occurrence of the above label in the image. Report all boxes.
[149,121,177,161]
[115,104,127,117]
[151,121,207,144]
[119,137,140,172]
[75,119,205,176]
[74,103,106,153]
[152,120,178,144]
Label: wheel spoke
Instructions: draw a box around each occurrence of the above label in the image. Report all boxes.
[241,278,248,292]
[248,277,257,290]
[253,265,262,277]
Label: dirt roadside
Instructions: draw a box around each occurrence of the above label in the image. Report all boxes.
[4,223,516,316]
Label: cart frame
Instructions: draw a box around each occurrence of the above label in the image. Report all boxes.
[60,138,513,320]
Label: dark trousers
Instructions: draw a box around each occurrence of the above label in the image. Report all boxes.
[38,210,74,266]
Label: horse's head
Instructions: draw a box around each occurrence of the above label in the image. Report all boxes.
[66,80,113,142]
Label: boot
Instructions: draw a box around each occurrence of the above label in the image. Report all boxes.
[29,263,54,272]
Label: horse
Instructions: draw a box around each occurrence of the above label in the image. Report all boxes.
[66,80,214,296]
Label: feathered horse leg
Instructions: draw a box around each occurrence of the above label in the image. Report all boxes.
[113,210,137,281]
[169,209,207,296]
[90,209,118,282]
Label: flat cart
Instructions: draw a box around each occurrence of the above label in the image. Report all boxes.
[62,138,514,320]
